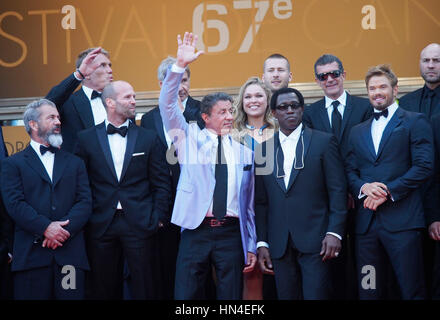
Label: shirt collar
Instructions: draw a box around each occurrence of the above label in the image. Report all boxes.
[373,101,399,119]
[82,85,98,100]
[424,84,440,97]
[181,97,188,110]
[30,139,50,156]
[279,123,302,144]
[205,128,231,145]
[105,118,130,129]
[325,90,347,109]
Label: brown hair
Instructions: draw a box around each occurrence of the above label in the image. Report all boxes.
[365,64,398,88]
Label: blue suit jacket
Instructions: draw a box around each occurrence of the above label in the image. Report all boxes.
[158,68,257,261]
[0,147,92,272]
[346,107,434,234]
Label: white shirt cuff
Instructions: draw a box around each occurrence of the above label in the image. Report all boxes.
[73,71,82,81]
[257,241,269,249]
[326,232,342,240]
[171,63,186,73]
[358,183,367,199]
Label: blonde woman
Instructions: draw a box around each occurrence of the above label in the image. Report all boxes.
[233,77,277,151]
[233,77,277,300]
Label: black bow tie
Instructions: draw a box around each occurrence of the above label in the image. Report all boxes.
[373,108,388,120]
[107,123,128,137]
[40,145,58,155]
[91,90,102,100]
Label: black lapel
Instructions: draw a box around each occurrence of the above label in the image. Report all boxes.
[96,122,118,181]
[318,100,332,133]
[376,108,403,159]
[272,133,287,193]
[286,126,312,193]
[153,109,167,147]
[360,118,376,160]
[340,93,353,141]
[52,150,68,187]
[73,89,95,129]
[24,146,51,184]
[120,122,139,181]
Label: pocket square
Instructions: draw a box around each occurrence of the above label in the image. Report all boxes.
[243,164,252,171]
[132,152,145,157]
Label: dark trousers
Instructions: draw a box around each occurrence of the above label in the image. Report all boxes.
[156,223,180,299]
[355,216,426,300]
[174,219,244,300]
[328,209,358,299]
[272,235,332,300]
[14,262,85,300]
[0,258,12,299]
[86,213,159,300]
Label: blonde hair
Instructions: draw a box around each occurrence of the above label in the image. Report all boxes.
[233,77,276,133]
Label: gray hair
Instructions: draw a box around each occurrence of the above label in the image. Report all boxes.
[157,56,190,82]
[23,99,56,135]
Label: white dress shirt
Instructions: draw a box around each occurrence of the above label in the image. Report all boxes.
[82,86,107,125]
[205,130,239,218]
[105,119,129,209]
[279,124,302,188]
[30,139,55,181]
[325,90,347,127]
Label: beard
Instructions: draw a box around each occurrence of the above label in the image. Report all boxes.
[47,133,63,148]
[422,72,440,85]
[38,125,63,148]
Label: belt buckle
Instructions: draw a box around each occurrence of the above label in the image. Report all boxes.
[210,219,223,227]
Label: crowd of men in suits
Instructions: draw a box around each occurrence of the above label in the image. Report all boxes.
[0,32,439,300]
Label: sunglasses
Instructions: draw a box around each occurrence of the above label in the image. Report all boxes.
[275,102,303,111]
[316,70,342,81]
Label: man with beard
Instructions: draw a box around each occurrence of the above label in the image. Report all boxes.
[75,81,171,299]
[346,65,434,299]
[0,99,92,299]
[262,54,292,93]
[399,43,440,299]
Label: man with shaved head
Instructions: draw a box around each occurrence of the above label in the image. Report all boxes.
[400,43,440,299]
[75,81,171,299]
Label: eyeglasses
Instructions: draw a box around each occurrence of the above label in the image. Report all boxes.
[275,102,302,111]
[316,70,342,81]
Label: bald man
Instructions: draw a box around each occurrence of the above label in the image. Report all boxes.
[399,43,440,299]
[75,81,171,299]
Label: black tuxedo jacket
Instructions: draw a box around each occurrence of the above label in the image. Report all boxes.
[399,87,424,113]
[0,147,92,272]
[255,127,347,258]
[75,122,171,239]
[46,74,95,153]
[346,107,434,234]
[303,93,372,159]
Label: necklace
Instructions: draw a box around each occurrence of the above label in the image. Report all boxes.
[245,123,269,136]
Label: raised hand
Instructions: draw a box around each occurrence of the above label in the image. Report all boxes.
[176,32,204,68]
[76,47,103,79]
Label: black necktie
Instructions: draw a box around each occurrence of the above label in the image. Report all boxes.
[91,90,102,100]
[107,124,128,137]
[212,135,227,219]
[40,145,58,155]
[373,108,389,120]
[331,101,342,138]
[422,90,435,118]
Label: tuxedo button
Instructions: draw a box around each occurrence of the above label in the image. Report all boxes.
[52,206,56,210]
